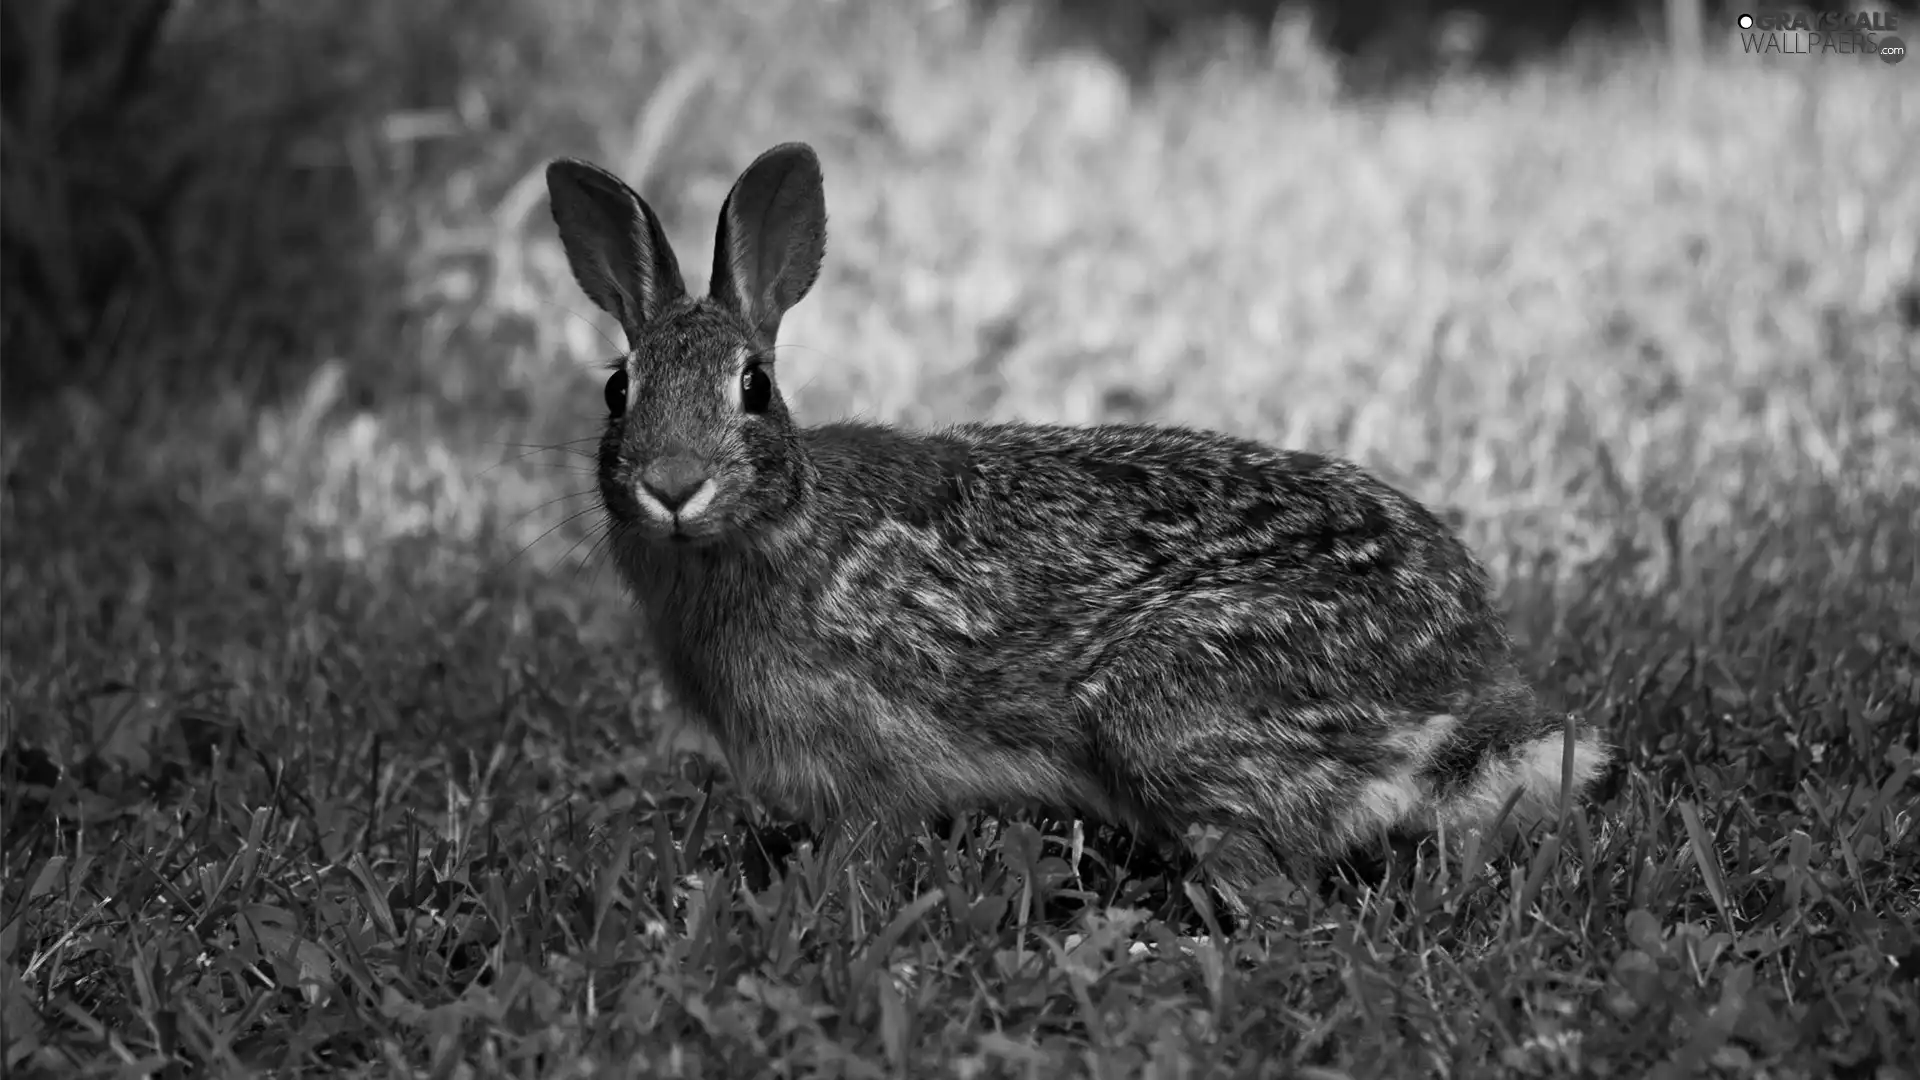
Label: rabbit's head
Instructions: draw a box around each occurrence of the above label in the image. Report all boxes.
[547,144,827,545]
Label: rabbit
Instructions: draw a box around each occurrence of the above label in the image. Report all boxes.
[545,142,1611,909]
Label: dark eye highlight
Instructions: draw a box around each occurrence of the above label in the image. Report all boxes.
[605,370,628,417]
[741,363,772,414]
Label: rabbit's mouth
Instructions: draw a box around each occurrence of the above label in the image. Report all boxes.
[646,514,731,547]
[619,515,724,546]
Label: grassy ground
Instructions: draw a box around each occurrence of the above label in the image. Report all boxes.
[4,1,1919,1076]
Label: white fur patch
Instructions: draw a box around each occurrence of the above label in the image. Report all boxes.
[1335,715,1609,845]
[1435,727,1609,835]
[1337,713,1458,841]
[678,477,719,521]
[632,476,718,526]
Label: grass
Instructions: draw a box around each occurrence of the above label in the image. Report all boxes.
[3,0,1918,1076]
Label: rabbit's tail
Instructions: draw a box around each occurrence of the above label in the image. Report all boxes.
[1337,675,1610,845]
[1428,676,1609,837]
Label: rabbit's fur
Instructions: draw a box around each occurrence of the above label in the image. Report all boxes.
[547,143,1610,907]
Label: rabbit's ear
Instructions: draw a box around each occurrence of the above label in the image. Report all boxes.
[547,159,687,343]
[709,142,826,348]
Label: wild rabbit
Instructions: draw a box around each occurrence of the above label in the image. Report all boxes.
[546,142,1609,908]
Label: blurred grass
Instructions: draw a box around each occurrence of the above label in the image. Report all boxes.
[3,0,1919,1076]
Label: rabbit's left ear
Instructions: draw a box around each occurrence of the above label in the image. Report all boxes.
[709,142,827,348]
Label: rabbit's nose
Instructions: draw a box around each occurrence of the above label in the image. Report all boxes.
[638,459,713,515]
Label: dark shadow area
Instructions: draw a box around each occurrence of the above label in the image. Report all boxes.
[5,2,337,412]
[996,0,1920,85]
[0,0,579,422]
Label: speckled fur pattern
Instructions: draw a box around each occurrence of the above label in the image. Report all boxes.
[547,143,1611,908]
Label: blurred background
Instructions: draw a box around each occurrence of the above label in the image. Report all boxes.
[6,5,1918,1070]
[2,0,1916,770]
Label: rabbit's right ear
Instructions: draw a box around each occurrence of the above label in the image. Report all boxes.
[547,159,687,342]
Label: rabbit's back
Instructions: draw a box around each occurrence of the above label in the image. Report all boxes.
[798,421,1514,722]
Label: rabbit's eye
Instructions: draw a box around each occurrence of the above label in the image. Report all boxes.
[740,363,772,414]
[605,370,629,417]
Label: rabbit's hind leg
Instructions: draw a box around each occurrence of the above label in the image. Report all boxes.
[1090,713,1359,899]
[1091,695,1459,911]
